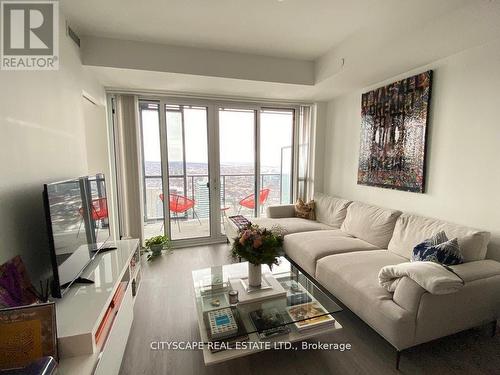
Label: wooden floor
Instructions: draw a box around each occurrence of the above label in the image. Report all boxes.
[143,219,212,241]
[120,244,500,375]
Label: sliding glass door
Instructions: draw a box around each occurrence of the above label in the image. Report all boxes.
[164,105,211,240]
[260,109,294,215]
[139,98,299,245]
[139,101,214,243]
[218,106,295,225]
[139,102,164,239]
[218,108,256,220]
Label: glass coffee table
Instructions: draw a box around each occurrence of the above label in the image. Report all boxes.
[192,257,343,365]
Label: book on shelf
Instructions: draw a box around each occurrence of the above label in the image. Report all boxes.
[202,307,248,352]
[287,292,312,306]
[206,307,238,340]
[286,301,335,332]
[249,307,290,339]
[278,278,313,306]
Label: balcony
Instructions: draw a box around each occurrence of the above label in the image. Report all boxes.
[143,172,289,240]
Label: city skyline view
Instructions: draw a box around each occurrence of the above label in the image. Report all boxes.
[140,104,295,239]
[143,160,290,222]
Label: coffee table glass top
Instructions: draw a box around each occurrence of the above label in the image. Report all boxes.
[192,257,342,343]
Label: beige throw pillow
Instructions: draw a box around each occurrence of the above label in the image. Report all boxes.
[294,199,315,220]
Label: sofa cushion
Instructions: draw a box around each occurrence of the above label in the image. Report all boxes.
[251,217,332,235]
[284,230,378,276]
[450,259,500,283]
[340,201,402,248]
[315,250,414,349]
[388,213,490,262]
[313,192,352,228]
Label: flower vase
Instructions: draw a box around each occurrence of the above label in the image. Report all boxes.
[248,263,262,287]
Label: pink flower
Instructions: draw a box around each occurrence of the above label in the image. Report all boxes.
[253,235,263,248]
[239,229,252,245]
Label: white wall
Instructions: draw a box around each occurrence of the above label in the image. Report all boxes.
[83,95,111,179]
[323,38,500,260]
[82,36,315,85]
[0,16,108,281]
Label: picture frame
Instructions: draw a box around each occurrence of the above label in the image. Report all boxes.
[0,302,58,370]
[358,71,433,193]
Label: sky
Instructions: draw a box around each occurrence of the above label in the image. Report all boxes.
[141,107,293,168]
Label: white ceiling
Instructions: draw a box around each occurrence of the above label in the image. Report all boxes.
[65,0,500,101]
[60,0,463,60]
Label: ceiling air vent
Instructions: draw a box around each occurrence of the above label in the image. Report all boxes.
[67,25,81,47]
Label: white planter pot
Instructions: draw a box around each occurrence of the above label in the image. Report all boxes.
[248,263,262,287]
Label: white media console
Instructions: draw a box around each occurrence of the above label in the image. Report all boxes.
[55,239,141,374]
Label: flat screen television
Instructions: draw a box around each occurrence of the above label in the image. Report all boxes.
[43,173,111,298]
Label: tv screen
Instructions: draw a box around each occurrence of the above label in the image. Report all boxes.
[43,173,110,297]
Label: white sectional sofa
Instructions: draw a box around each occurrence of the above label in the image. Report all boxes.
[241,192,500,355]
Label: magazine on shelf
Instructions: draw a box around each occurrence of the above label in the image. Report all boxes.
[286,301,335,332]
[249,307,291,339]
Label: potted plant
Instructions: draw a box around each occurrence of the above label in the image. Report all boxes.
[144,235,171,261]
[231,225,284,287]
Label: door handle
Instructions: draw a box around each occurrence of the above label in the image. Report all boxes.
[206,182,210,188]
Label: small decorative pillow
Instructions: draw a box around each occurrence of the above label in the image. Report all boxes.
[294,198,315,220]
[411,231,464,265]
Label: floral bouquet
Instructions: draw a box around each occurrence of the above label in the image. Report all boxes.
[231,224,284,267]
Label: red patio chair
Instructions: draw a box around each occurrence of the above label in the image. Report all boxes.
[238,188,270,214]
[159,193,201,232]
[78,198,109,237]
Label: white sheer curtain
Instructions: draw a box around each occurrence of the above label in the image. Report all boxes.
[296,105,315,201]
[112,94,144,242]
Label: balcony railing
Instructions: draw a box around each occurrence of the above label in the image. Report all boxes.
[143,173,289,222]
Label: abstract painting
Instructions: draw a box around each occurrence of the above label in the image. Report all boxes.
[358,70,432,193]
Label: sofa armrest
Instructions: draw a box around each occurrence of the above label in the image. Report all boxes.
[393,276,427,312]
[392,260,500,313]
[414,272,500,346]
[266,204,295,219]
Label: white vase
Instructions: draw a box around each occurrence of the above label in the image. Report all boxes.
[248,263,262,287]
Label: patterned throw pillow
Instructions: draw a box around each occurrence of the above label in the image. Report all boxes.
[411,231,464,265]
[294,199,315,220]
